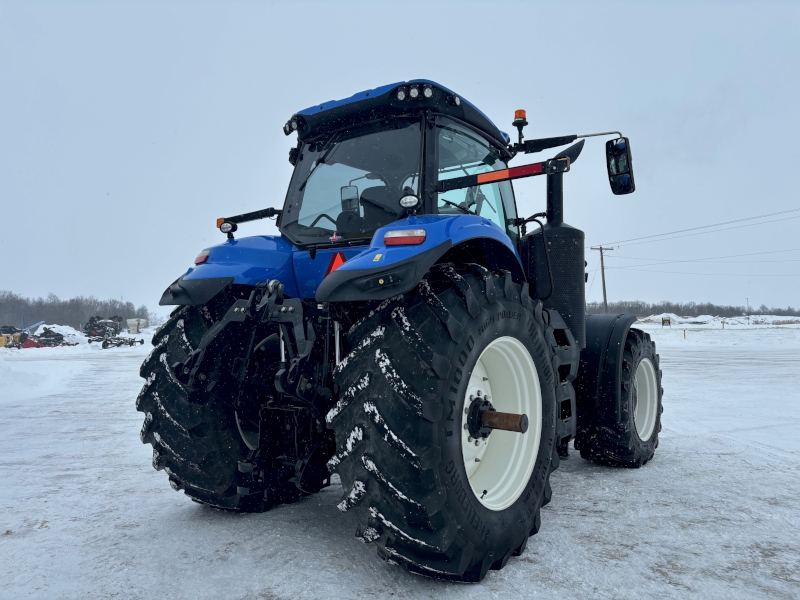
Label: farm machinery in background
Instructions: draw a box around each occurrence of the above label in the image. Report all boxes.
[1,324,78,348]
[136,80,663,582]
[84,316,124,339]
[84,315,144,348]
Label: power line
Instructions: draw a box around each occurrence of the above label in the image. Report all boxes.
[607,214,800,248]
[607,266,799,277]
[593,207,800,247]
[608,259,800,267]
[606,247,800,265]
[586,265,600,294]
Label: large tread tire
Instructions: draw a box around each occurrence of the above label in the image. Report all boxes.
[577,328,663,467]
[136,303,299,512]
[328,264,564,582]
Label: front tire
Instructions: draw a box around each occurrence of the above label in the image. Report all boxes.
[328,265,563,581]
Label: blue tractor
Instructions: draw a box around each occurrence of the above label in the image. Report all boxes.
[137,81,663,581]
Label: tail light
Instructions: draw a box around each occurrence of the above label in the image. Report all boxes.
[325,252,347,276]
[384,229,426,246]
[194,250,210,265]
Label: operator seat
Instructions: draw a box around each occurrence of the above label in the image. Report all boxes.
[359,186,401,230]
[336,209,363,235]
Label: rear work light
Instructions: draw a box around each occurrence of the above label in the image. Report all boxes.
[325,251,347,276]
[194,250,210,265]
[384,229,426,246]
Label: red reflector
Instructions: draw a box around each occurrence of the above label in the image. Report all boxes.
[194,250,210,265]
[384,229,426,246]
[325,252,347,276]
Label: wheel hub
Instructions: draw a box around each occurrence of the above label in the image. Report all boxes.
[466,396,495,439]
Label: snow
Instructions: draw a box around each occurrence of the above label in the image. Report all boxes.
[1,323,799,598]
[637,312,800,327]
[32,324,87,345]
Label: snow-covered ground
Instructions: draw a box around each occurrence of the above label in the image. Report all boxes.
[1,321,799,599]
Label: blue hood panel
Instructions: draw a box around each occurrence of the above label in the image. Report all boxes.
[335,214,519,273]
[183,236,301,298]
[180,215,519,300]
[292,247,370,299]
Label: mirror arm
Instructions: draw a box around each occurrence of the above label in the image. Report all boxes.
[576,131,623,140]
[512,131,623,155]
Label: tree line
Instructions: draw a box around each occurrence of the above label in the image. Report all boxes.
[586,300,800,318]
[3,289,798,329]
[0,291,157,331]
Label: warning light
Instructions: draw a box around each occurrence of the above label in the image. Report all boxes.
[512,110,528,146]
[325,252,347,276]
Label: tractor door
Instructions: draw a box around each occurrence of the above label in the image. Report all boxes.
[432,117,519,245]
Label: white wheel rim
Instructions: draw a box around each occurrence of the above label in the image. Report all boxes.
[634,358,658,441]
[461,336,542,511]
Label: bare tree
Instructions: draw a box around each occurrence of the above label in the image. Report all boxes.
[0,290,159,330]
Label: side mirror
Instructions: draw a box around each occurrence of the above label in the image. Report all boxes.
[340,186,360,212]
[606,137,635,195]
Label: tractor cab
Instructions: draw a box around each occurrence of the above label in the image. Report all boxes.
[278,81,519,249]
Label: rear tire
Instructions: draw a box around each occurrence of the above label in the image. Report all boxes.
[136,302,299,511]
[328,265,563,581]
[576,328,663,467]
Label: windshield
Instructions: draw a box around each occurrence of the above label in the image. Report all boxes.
[281,118,422,246]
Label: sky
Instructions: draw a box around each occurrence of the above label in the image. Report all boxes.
[1,0,799,315]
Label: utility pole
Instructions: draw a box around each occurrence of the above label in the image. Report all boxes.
[590,246,611,313]
[746,297,750,325]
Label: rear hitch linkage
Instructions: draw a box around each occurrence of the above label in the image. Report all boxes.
[175,279,321,410]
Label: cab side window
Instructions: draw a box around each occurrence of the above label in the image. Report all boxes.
[435,121,514,234]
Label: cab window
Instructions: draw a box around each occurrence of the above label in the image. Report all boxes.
[435,120,517,238]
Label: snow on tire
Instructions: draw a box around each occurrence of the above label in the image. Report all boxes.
[329,264,564,582]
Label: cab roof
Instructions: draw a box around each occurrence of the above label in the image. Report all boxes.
[287,79,511,150]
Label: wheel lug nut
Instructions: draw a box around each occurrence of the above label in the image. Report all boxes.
[468,436,473,442]
[474,440,480,446]
[463,424,468,430]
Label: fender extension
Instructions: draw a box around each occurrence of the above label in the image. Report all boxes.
[574,313,638,422]
[159,275,234,306]
[315,241,451,303]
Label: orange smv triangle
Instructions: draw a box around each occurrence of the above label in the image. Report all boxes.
[326,252,347,276]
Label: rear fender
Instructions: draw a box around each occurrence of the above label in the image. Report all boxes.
[574,313,638,421]
[160,235,300,306]
[315,214,523,302]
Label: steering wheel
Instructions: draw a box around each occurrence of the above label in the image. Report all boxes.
[309,213,337,229]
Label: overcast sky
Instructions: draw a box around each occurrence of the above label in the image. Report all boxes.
[1,1,799,314]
